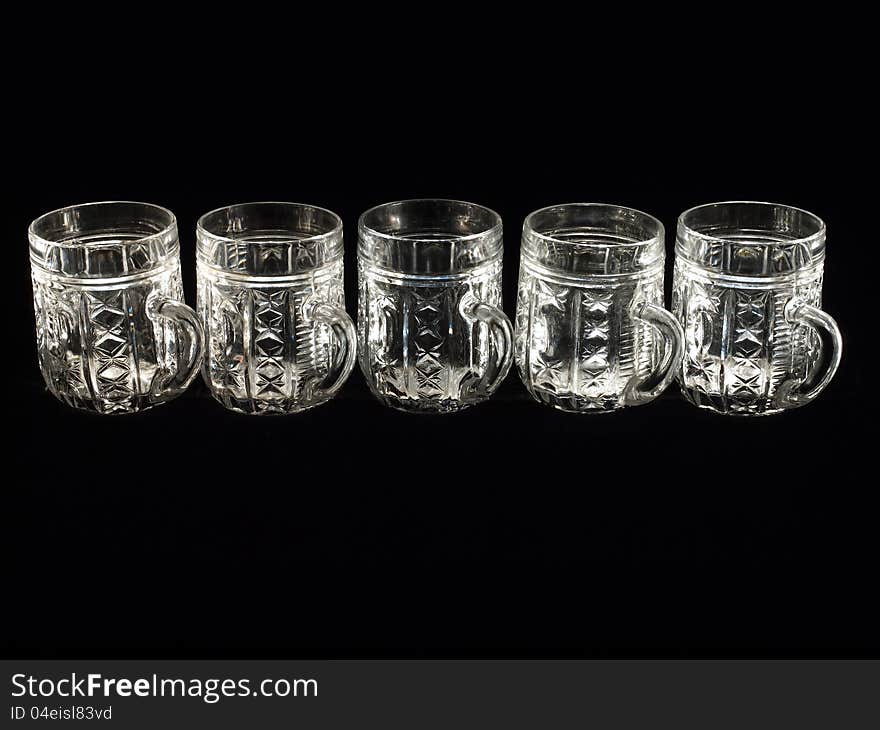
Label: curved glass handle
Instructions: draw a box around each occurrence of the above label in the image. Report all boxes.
[49,303,78,359]
[777,300,843,407]
[220,299,245,361]
[148,293,205,398]
[624,302,685,406]
[468,300,513,395]
[378,301,397,347]
[216,298,251,397]
[305,298,357,398]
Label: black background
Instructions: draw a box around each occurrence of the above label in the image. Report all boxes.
[4,10,875,658]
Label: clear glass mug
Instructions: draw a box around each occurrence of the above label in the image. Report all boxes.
[358,199,513,413]
[29,201,204,414]
[672,201,843,415]
[196,202,356,415]
[515,203,684,412]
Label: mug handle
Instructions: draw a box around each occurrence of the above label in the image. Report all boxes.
[624,302,685,406]
[148,292,205,399]
[777,300,843,407]
[463,298,513,395]
[217,298,252,398]
[49,302,78,359]
[304,297,357,398]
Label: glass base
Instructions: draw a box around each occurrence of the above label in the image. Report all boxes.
[370,395,483,414]
[210,392,333,416]
[528,388,623,414]
[680,388,787,416]
[46,389,167,415]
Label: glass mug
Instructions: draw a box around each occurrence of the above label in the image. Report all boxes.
[358,199,513,413]
[196,202,356,415]
[515,203,684,412]
[672,201,842,415]
[29,201,204,414]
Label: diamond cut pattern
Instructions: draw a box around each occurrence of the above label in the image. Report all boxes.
[529,278,571,393]
[725,291,769,409]
[578,289,612,393]
[85,290,133,405]
[412,289,447,399]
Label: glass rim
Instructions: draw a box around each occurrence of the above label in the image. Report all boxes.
[196,201,343,246]
[678,200,826,247]
[358,198,503,245]
[28,200,177,248]
[523,202,664,247]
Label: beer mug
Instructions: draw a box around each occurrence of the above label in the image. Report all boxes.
[196,202,356,415]
[29,201,204,414]
[672,201,842,415]
[358,199,513,413]
[515,203,684,412]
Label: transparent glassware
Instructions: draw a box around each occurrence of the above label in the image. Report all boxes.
[29,201,204,415]
[358,199,513,413]
[515,203,684,412]
[196,202,356,415]
[672,201,843,415]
